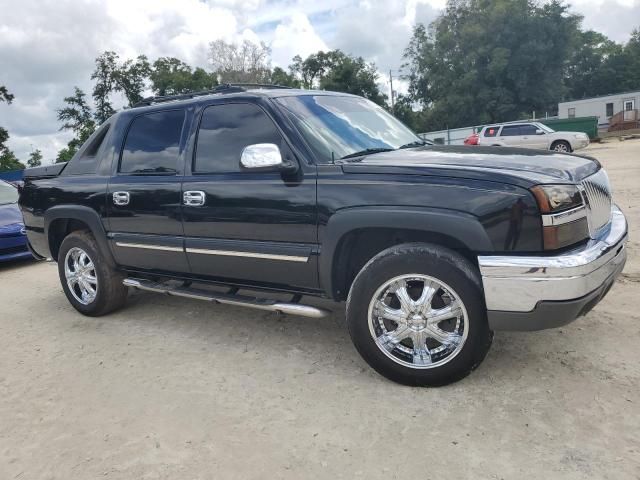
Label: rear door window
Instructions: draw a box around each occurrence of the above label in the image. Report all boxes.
[119,110,185,174]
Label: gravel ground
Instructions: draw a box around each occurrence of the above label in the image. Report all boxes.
[1,140,639,479]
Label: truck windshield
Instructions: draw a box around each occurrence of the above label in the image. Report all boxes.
[0,181,18,205]
[274,95,424,163]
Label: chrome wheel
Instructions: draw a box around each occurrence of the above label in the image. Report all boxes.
[553,142,569,152]
[367,274,469,369]
[64,247,98,305]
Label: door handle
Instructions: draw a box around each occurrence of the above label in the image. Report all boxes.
[183,191,206,206]
[112,191,130,206]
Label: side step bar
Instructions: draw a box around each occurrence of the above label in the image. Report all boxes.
[123,278,331,319]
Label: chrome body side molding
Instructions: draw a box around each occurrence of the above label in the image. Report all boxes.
[185,247,308,262]
[115,242,183,252]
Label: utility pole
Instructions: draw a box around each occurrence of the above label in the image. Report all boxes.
[389,70,395,113]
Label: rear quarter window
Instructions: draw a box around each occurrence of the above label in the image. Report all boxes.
[62,124,111,175]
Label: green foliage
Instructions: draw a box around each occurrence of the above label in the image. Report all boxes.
[0,86,23,172]
[56,142,79,163]
[0,85,13,104]
[565,30,627,99]
[91,51,151,122]
[403,0,582,129]
[392,95,429,132]
[290,50,387,105]
[0,150,25,172]
[150,57,218,95]
[91,51,118,124]
[27,149,43,168]
[270,66,300,88]
[58,87,96,138]
[56,87,96,163]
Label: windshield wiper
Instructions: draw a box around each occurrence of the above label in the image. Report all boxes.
[398,140,428,149]
[340,147,394,160]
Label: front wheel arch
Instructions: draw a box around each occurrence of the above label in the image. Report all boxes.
[320,207,493,301]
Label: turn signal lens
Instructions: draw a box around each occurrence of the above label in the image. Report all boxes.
[542,218,589,250]
[531,184,583,213]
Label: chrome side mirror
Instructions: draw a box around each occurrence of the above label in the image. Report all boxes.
[240,143,294,172]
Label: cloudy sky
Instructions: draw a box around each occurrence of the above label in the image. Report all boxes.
[1,0,638,164]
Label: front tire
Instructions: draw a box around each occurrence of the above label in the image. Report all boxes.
[57,231,128,316]
[346,243,493,386]
[551,140,572,153]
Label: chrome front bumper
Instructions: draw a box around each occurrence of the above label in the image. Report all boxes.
[478,206,627,330]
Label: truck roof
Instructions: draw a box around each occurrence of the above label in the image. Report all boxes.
[125,84,352,114]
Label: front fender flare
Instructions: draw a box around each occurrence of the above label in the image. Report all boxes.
[319,206,493,298]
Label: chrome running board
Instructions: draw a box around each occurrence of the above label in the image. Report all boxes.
[123,278,330,319]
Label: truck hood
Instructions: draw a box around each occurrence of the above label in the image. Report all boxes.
[339,145,600,185]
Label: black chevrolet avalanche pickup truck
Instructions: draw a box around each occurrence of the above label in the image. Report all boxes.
[19,85,628,386]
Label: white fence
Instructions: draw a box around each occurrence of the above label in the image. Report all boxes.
[418,126,478,145]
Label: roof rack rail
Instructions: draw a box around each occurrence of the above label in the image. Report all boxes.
[131,83,293,108]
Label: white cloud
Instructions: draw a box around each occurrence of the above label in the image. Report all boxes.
[571,0,640,42]
[0,0,637,164]
[271,13,329,68]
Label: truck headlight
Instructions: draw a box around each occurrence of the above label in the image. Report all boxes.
[531,184,583,213]
[531,184,588,249]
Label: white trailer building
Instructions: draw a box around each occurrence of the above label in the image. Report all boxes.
[559,91,640,128]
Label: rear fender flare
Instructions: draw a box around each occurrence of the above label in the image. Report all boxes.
[44,205,116,267]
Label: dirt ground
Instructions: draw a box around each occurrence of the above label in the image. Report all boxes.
[1,140,639,480]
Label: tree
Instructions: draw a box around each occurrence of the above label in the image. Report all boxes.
[91,51,118,124]
[208,39,272,83]
[620,28,640,90]
[0,85,14,104]
[290,50,386,105]
[56,87,96,163]
[319,52,387,105]
[0,85,24,172]
[150,57,217,95]
[392,95,428,132]
[565,30,625,99]
[91,51,151,122]
[114,55,151,105]
[403,0,582,129]
[27,149,42,168]
[269,66,300,87]
[0,150,25,172]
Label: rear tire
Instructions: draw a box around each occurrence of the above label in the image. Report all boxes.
[346,243,493,386]
[57,230,128,316]
[551,140,572,153]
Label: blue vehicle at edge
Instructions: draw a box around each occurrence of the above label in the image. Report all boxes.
[0,179,32,262]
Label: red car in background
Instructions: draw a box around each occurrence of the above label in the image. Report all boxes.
[464,133,479,145]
